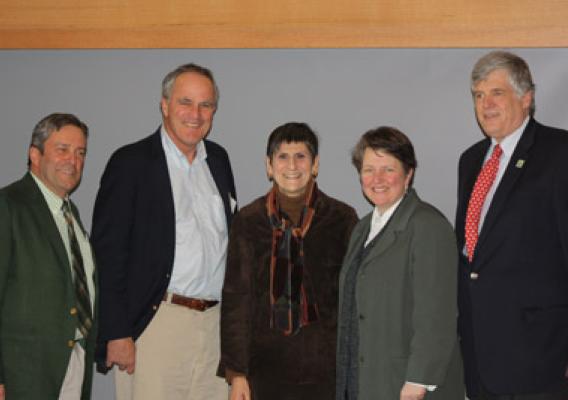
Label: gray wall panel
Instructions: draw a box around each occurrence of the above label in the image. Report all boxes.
[1,49,567,399]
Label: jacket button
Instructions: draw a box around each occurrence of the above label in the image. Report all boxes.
[359,314,365,321]
[68,340,75,348]
[152,305,158,311]
[70,307,77,315]
[359,356,364,363]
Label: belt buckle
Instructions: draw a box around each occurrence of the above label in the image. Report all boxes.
[165,292,216,312]
[194,300,207,312]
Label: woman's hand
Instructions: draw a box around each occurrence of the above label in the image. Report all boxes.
[229,376,251,400]
[400,382,427,400]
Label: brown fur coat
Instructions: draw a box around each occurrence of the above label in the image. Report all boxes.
[220,189,358,398]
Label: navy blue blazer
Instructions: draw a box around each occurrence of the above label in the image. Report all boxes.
[455,119,568,396]
[91,129,236,369]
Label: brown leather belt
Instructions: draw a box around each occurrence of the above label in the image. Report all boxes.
[163,293,219,312]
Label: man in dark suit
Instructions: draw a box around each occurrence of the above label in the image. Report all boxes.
[0,113,96,399]
[455,50,568,399]
[92,63,236,399]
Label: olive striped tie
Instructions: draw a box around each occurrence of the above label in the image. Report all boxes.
[62,201,92,338]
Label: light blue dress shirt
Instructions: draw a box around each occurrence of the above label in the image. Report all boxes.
[161,127,228,300]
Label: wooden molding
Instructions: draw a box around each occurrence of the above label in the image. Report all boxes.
[1,0,567,48]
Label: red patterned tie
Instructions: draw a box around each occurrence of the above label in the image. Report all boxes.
[465,144,503,262]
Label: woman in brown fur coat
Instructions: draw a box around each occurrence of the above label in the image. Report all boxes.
[219,122,358,400]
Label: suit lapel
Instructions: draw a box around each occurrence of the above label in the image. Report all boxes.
[360,190,419,271]
[462,142,490,213]
[149,130,176,232]
[20,174,71,275]
[475,120,536,257]
[455,139,490,250]
[205,142,232,226]
[361,226,397,268]
[341,214,370,279]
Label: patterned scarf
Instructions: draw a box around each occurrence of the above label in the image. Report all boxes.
[266,181,320,336]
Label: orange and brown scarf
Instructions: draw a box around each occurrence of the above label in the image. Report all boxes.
[266,181,320,336]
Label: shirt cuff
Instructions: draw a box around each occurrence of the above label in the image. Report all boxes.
[406,381,437,391]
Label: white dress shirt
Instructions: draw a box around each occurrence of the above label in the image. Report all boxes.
[161,127,228,300]
[365,196,404,246]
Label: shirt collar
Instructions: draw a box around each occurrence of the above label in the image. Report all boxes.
[30,171,66,215]
[490,116,529,158]
[160,125,207,167]
[371,194,405,228]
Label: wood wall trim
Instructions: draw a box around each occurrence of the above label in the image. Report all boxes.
[1,0,567,48]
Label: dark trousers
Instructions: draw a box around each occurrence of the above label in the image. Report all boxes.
[472,380,568,400]
[251,378,335,400]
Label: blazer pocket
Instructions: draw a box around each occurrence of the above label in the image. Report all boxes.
[522,305,568,325]
[1,335,38,382]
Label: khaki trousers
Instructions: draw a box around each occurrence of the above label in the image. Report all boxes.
[115,301,228,400]
[58,342,85,400]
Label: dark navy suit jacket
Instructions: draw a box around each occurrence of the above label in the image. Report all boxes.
[91,129,236,370]
[455,119,568,396]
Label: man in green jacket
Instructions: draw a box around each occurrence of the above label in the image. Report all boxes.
[0,113,96,399]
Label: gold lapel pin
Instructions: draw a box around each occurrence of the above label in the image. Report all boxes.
[515,159,525,168]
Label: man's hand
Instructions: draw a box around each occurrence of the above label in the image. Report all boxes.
[400,382,427,400]
[229,376,251,400]
[0,383,5,400]
[106,337,136,374]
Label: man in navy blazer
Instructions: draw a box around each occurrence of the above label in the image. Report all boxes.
[92,63,236,400]
[455,51,568,399]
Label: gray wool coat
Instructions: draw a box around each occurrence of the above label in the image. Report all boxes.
[337,189,464,400]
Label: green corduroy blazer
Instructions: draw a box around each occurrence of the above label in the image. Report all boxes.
[0,173,96,399]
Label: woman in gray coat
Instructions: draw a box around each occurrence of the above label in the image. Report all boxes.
[336,127,464,400]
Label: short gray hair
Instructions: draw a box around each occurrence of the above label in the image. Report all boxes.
[161,63,219,105]
[471,50,536,116]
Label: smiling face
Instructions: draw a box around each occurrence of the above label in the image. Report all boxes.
[266,141,319,198]
[360,148,413,213]
[472,68,532,142]
[161,71,217,161]
[29,125,87,198]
